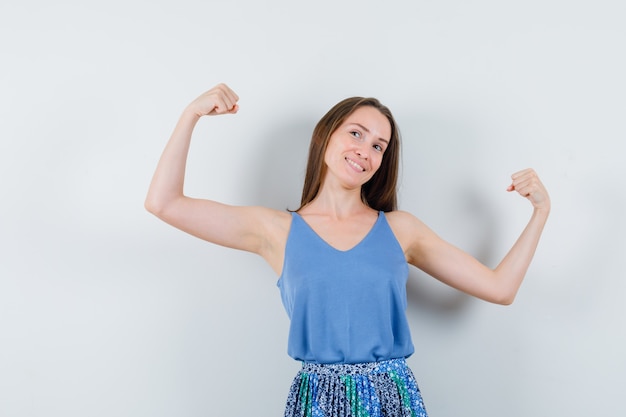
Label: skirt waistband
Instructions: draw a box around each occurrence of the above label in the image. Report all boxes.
[300,357,409,376]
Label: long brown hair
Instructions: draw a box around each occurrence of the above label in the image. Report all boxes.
[296,97,401,212]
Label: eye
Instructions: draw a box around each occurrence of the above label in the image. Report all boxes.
[350,130,361,139]
[373,144,383,152]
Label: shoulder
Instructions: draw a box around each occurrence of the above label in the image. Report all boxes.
[384,210,438,263]
[384,209,422,230]
[384,209,427,238]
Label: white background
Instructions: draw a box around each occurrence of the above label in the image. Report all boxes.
[1,1,625,416]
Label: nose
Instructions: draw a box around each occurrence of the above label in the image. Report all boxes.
[355,144,369,159]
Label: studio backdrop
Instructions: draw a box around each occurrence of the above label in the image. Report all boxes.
[1,1,624,416]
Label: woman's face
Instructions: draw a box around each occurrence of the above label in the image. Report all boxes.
[323,106,392,190]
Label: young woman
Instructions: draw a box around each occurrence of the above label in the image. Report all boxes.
[145,83,550,417]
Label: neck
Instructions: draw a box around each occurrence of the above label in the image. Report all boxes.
[302,182,372,219]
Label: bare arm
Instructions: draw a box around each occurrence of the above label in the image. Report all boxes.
[393,168,550,305]
[144,84,287,262]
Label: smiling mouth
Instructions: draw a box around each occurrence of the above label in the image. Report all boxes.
[346,157,365,172]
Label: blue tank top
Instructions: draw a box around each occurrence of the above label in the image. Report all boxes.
[277,211,415,364]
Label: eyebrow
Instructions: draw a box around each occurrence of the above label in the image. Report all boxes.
[351,123,390,144]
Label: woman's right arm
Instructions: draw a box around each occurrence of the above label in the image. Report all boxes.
[144,84,284,258]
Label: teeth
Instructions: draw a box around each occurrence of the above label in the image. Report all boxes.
[346,158,365,171]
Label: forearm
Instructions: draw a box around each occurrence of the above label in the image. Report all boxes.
[494,206,550,303]
[145,108,200,214]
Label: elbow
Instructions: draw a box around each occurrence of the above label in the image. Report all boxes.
[144,194,166,217]
[144,195,157,215]
[488,271,522,305]
[497,295,515,306]
[493,290,517,306]
[145,192,184,221]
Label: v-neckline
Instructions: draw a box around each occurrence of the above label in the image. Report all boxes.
[293,211,381,253]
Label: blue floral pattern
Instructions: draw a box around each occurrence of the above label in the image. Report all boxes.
[284,358,428,417]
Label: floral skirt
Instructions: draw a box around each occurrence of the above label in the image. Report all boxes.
[283,358,428,417]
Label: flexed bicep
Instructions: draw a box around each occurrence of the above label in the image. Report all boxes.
[152,198,286,256]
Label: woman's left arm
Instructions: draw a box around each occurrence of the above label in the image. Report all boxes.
[397,168,550,305]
